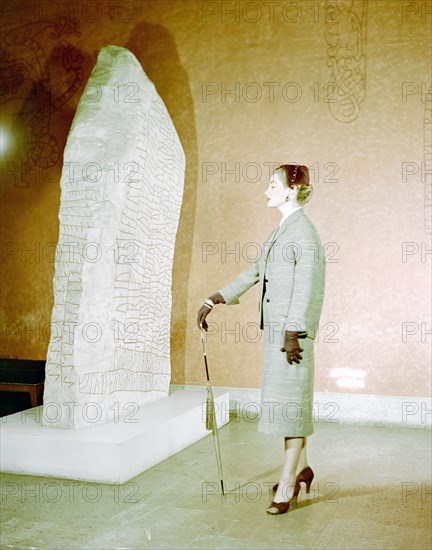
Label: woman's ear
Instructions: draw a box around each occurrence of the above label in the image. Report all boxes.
[289,185,300,198]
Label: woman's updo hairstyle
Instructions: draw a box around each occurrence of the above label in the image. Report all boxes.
[275,164,313,206]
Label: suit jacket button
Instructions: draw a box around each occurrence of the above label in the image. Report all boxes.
[266,298,270,302]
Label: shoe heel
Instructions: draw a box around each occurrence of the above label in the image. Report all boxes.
[297,467,314,494]
[305,472,314,493]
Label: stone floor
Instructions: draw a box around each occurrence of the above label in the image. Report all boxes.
[1,416,431,550]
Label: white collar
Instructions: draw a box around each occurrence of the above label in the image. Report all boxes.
[278,206,303,226]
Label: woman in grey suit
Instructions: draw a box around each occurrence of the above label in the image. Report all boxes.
[197,164,326,515]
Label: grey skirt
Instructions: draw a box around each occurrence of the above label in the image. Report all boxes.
[258,301,315,437]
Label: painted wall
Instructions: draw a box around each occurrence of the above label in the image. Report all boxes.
[0,0,430,398]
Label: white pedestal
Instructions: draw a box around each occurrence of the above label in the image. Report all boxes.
[0,389,229,484]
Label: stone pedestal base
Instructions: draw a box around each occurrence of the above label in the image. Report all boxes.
[0,389,229,483]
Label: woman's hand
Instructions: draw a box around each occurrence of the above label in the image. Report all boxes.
[280,331,305,365]
[197,292,226,331]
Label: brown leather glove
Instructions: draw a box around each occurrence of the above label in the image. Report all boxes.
[280,331,306,365]
[197,292,226,331]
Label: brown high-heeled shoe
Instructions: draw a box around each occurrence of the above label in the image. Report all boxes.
[296,466,314,493]
[272,466,314,494]
[267,480,300,515]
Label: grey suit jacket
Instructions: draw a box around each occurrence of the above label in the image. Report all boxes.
[217,209,326,337]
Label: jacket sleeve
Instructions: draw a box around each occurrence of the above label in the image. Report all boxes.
[284,224,325,334]
[217,261,260,305]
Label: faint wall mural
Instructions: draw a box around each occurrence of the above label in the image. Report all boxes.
[0,17,83,184]
[324,0,367,123]
[424,84,432,240]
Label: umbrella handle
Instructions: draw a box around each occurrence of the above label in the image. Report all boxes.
[200,327,210,382]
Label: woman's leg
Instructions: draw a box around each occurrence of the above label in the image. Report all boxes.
[295,436,309,473]
[273,436,304,503]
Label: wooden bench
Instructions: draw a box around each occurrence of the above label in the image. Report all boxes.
[0,359,45,408]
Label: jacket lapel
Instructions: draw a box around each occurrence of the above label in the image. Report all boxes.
[263,209,304,263]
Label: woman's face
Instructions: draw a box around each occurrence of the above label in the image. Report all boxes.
[264,171,288,208]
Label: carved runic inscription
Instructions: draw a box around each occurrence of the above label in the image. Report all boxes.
[42,46,185,429]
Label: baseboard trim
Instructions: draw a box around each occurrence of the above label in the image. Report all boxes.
[170,385,431,430]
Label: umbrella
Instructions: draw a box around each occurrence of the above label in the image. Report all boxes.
[199,326,225,496]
